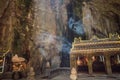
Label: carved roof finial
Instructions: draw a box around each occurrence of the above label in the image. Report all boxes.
[90,35,99,41]
[109,33,120,40]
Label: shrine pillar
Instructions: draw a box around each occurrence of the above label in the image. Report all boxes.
[87,56,93,74]
[105,54,112,75]
[70,54,77,70]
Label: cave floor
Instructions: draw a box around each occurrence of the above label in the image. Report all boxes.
[48,73,120,80]
[2,73,120,80]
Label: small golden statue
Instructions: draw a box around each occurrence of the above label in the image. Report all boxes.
[70,67,77,80]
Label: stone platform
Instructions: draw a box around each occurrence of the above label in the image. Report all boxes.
[2,73,120,80]
[1,69,120,80]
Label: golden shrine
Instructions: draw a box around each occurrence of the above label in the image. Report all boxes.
[70,34,120,75]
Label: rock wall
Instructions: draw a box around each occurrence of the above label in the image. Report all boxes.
[31,0,70,73]
[82,0,120,39]
[0,0,16,52]
[0,0,33,65]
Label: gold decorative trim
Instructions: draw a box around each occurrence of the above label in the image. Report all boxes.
[71,33,120,54]
[90,35,99,41]
[73,33,120,44]
[71,47,120,53]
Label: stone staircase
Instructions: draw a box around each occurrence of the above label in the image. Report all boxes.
[0,72,13,79]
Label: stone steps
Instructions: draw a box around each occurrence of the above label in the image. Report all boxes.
[0,72,13,79]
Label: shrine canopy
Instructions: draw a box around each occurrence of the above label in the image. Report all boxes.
[71,34,120,55]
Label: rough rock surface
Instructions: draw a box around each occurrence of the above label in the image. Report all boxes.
[81,0,120,39]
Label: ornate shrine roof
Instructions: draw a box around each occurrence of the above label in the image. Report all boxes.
[71,34,120,54]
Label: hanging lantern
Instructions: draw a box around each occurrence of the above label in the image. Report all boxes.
[99,56,104,62]
[99,56,102,62]
[0,59,3,63]
[92,56,95,61]
[102,56,105,62]
[117,55,120,64]
[77,57,81,65]
[85,57,88,63]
